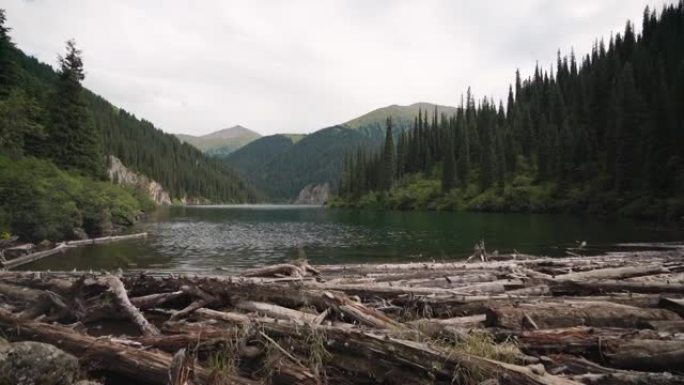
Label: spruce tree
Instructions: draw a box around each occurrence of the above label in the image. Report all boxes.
[0,9,18,98]
[380,117,395,191]
[49,40,102,177]
[441,132,456,192]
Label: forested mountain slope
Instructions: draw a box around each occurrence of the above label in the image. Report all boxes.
[227,126,368,200]
[0,9,257,241]
[225,103,454,201]
[337,3,684,220]
[13,46,258,203]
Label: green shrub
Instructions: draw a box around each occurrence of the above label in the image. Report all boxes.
[0,156,147,241]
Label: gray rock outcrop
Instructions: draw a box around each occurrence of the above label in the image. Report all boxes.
[106,155,172,206]
[294,183,330,205]
[0,341,78,385]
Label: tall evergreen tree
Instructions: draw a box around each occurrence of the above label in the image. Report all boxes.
[48,40,102,176]
[441,131,456,192]
[380,117,395,191]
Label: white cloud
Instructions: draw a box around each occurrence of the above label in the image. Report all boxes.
[3,0,672,135]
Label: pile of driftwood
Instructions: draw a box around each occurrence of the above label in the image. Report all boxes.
[0,245,683,384]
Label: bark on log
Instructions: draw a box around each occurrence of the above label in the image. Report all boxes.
[241,264,305,278]
[659,297,684,317]
[235,300,321,324]
[570,372,684,385]
[605,339,684,372]
[552,264,668,281]
[486,301,680,330]
[549,279,684,295]
[637,320,684,333]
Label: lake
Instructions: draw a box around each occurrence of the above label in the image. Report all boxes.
[22,205,684,272]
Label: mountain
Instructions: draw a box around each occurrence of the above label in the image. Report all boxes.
[9,38,259,204]
[176,125,261,157]
[226,103,455,201]
[227,126,366,200]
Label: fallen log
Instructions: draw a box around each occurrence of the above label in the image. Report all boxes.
[553,264,668,281]
[549,279,684,295]
[65,232,147,247]
[659,297,684,317]
[1,233,148,270]
[0,308,258,385]
[605,339,684,372]
[235,300,321,324]
[486,301,680,330]
[637,320,684,333]
[1,243,68,269]
[570,372,684,385]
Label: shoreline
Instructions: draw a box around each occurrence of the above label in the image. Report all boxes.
[1,246,683,384]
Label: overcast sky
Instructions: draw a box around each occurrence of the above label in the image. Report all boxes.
[3,0,672,136]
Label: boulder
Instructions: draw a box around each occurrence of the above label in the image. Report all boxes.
[0,341,79,385]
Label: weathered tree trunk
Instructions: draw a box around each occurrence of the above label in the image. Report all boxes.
[103,275,160,336]
[605,339,684,372]
[486,301,680,329]
[552,264,668,281]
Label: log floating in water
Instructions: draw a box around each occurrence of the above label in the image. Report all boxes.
[1,232,148,270]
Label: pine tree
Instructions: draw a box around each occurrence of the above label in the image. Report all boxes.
[48,40,102,177]
[0,9,19,98]
[614,64,642,191]
[441,131,456,192]
[380,117,395,191]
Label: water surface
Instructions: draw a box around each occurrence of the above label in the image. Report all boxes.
[23,205,684,272]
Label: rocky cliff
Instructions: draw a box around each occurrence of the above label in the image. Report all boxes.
[107,155,172,206]
[294,183,330,205]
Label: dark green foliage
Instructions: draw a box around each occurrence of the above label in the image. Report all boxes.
[0,10,18,97]
[46,40,102,177]
[0,9,258,239]
[379,118,395,191]
[226,103,453,201]
[0,89,44,157]
[338,3,684,220]
[228,126,368,200]
[0,156,143,241]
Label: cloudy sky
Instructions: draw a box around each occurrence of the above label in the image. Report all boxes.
[3,0,671,135]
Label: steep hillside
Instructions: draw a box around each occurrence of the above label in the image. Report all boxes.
[225,103,456,201]
[227,126,367,200]
[226,134,299,176]
[176,125,261,156]
[12,50,259,203]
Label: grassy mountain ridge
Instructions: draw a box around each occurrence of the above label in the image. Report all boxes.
[343,102,459,139]
[175,125,261,156]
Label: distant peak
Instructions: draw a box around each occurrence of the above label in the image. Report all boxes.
[205,125,261,139]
